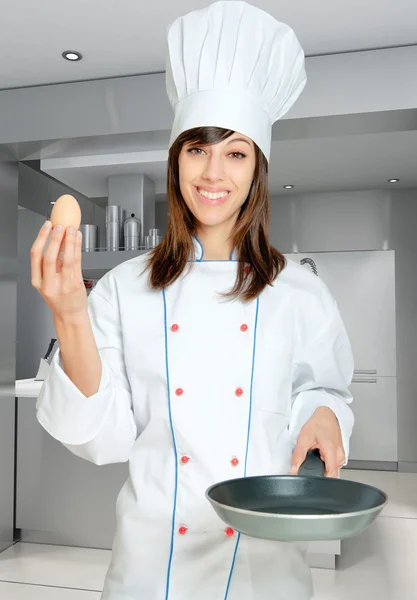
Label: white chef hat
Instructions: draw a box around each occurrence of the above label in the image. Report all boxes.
[165,0,307,162]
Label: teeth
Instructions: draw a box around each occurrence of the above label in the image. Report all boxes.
[198,188,229,200]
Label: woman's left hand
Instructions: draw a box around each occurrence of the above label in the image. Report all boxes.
[290,406,345,478]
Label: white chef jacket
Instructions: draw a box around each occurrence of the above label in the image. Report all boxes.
[36,237,354,600]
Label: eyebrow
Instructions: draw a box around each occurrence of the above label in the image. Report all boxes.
[227,137,251,147]
[187,137,251,149]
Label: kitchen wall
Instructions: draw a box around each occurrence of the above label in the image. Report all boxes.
[268,190,392,253]
[155,195,169,235]
[268,188,417,470]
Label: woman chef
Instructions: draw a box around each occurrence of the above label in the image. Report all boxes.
[32,1,354,599]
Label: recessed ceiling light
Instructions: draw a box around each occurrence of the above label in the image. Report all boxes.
[62,50,82,61]
[388,178,400,184]
[283,184,294,189]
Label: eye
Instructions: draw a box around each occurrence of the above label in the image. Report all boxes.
[186,148,246,159]
[187,147,205,155]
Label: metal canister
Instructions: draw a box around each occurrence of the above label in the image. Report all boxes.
[106,205,119,223]
[124,213,141,251]
[79,224,99,252]
[148,228,161,248]
[106,205,120,251]
[119,208,126,250]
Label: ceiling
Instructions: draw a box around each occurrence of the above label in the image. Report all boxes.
[3,1,417,204]
[2,0,417,90]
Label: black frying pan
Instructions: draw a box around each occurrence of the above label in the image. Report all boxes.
[206,449,388,542]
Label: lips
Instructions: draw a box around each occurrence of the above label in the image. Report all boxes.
[197,186,231,194]
[194,186,230,206]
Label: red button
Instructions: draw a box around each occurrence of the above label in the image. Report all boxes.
[235,388,243,397]
[175,388,183,396]
[178,526,188,535]
[181,456,190,464]
[171,324,179,332]
[225,527,235,537]
[240,324,248,332]
[231,458,239,467]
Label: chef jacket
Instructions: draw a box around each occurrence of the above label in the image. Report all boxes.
[36,236,354,600]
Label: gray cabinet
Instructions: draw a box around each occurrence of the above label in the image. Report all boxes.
[285,250,397,464]
[348,377,398,462]
[285,251,397,377]
[16,397,128,548]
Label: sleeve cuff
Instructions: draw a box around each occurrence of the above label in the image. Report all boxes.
[36,349,115,446]
[289,390,354,467]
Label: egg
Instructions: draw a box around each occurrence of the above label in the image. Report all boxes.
[50,194,82,230]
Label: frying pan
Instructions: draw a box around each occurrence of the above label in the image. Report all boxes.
[206,449,388,542]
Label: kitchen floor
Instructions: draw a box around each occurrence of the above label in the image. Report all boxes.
[0,469,416,600]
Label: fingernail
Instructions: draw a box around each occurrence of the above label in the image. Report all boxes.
[76,231,82,239]
[67,226,75,235]
[290,465,298,474]
[43,220,51,229]
[54,225,63,232]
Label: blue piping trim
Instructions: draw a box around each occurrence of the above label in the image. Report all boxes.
[223,296,260,599]
[192,235,204,261]
[190,235,238,263]
[189,259,240,263]
[163,289,179,600]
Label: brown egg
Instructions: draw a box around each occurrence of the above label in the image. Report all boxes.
[50,194,82,230]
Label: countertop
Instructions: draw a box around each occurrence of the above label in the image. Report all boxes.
[16,378,44,398]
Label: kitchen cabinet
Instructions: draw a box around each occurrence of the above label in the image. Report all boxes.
[16,395,128,549]
[286,250,398,466]
[285,250,397,377]
[348,377,398,462]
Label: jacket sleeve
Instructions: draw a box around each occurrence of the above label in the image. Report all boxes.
[36,286,137,466]
[288,279,354,466]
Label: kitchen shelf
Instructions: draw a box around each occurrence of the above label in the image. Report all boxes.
[81,249,147,279]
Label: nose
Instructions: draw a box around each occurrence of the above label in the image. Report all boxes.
[201,152,226,182]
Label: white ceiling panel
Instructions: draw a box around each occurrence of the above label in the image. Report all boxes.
[1,0,417,90]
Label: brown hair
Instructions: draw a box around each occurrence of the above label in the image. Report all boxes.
[145,126,286,302]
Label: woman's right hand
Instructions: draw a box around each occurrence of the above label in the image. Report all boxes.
[30,221,88,323]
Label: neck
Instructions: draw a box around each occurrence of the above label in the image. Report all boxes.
[195,222,234,260]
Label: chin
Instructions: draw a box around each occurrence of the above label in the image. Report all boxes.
[191,206,231,228]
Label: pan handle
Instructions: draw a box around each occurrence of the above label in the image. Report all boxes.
[297,449,325,478]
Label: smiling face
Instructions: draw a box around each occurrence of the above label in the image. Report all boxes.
[178,131,256,232]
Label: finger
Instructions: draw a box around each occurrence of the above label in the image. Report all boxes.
[335,448,346,477]
[73,229,83,283]
[61,227,76,293]
[319,441,339,478]
[30,221,52,289]
[290,436,314,475]
[43,225,65,286]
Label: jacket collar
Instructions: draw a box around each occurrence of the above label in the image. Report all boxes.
[192,236,238,262]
